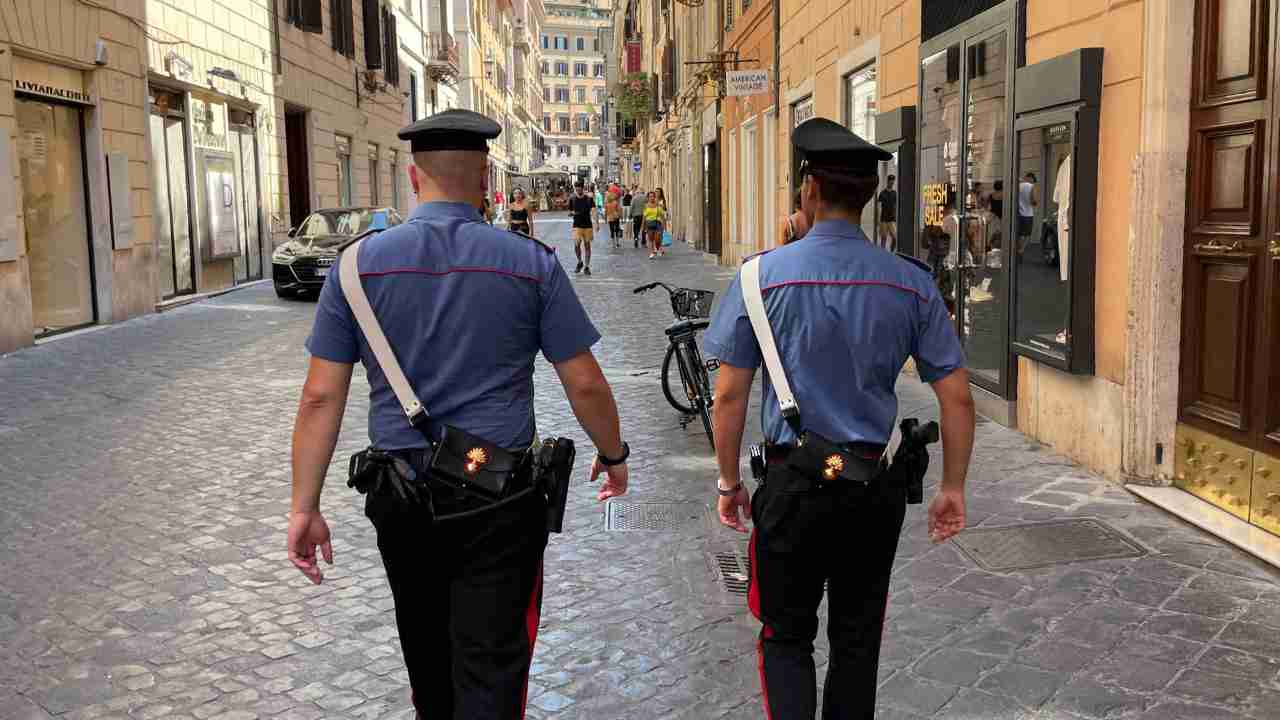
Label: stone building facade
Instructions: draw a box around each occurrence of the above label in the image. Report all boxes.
[542,0,610,183]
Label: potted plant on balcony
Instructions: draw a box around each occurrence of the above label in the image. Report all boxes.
[615,72,652,121]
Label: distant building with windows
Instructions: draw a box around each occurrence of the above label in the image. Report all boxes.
[540,0,610,182]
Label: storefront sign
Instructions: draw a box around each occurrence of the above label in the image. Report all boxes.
[633,161,641,172]
[726,70,770,97]
[14,79,93,105]
[1046,123,1071,145]
[922,182,949,227]
[792,97,814,127]
[626,42,642,74]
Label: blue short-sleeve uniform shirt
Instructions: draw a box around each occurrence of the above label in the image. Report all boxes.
[307,201,601,450]
[702,219,964,445]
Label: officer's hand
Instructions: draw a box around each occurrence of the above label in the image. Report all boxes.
[717,484,750,533]
[287,510,334,585]
[590,457,629,502]
[927,488,966,544]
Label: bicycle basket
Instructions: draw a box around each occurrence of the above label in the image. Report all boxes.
[671,289,715,319]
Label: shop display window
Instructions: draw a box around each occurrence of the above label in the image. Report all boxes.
[1010,49,1101,375]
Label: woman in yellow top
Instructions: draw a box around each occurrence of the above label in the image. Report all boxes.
[604,190,623,248]
[643,191,667,259]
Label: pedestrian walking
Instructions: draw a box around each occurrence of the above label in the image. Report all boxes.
[643,191,666,259]
[508,188,535,237]
[703,117,976,719]
[629,185,646,248]
[605,188,623,248]
[877,174,898,250]
[286,109,630,719]
[1017,171,1038,256]
[569,183,599,275]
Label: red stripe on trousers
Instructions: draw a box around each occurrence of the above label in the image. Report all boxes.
[748,529,774,719]
[520,561,544,719]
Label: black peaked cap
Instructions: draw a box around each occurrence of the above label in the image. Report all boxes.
[398,109,502,153]
[793,117,892,177]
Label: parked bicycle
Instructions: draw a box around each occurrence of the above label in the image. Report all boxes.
[633,281,719,449]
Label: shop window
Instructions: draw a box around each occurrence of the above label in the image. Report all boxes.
[336,134,353,206]
[844,64,877,238]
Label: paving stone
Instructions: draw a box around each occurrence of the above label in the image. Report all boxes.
[1167,668,1280,719]
[912,648,1002,687]
[976,663,1061,709]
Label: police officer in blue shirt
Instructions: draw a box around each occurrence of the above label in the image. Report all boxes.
[285,109,631,718]
[703,117,976,719]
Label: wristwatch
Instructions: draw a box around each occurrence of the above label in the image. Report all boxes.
[717,481,743,496]
[597,442,630,467]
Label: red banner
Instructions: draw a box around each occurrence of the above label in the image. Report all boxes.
[626,42,642,74]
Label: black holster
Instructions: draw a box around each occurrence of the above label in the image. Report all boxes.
[533,437,575,533]
[890,418,940,504]
[348,448,434,513]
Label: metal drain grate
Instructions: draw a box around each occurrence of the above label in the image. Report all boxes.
[952,518,1146,572]
[604,502,703,531]
[713,551,751,595]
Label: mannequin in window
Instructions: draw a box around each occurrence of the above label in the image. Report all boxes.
[1052,153,1072,344]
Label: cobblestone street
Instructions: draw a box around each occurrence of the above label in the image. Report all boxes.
[3,221,1280,720]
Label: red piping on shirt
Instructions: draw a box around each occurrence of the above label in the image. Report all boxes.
[359,266,542,283]
[761,279,925,300]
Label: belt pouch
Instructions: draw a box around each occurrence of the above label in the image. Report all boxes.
[787,432,878,484]
[429,424,521,499]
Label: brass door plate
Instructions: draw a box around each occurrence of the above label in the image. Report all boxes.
[1174,425,1253,520]
[1250,453,1280,535]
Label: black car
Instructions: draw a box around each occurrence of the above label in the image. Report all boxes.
[272,207,404,298]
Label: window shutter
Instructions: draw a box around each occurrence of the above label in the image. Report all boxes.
[363,0,383,69]
[384,8,400,85]
[330,0,344,50]
[300,0,324,33]
[344,0,356,55]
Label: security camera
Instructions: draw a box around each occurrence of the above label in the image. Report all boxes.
[94,39,108,66]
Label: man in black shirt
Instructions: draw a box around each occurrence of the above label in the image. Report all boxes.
[876,175,897,250]
[568,183,598,275]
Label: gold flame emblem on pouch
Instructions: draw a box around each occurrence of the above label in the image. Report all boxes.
[465,448,489,474]
[822,454,845,481]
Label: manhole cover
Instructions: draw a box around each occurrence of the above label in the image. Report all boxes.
[604,502,702,531]
[952,518,1146,572]
[713,550,751,595]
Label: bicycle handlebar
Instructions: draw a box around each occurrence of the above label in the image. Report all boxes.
[633,281,676,295]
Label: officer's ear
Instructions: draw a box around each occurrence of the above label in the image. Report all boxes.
[408,163,422,196]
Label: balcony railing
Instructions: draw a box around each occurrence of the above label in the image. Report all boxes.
[426,32,460,82]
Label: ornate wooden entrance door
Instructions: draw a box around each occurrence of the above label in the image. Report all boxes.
[1181,0,1280,462]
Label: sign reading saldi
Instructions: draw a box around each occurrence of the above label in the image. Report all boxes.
[726,70,770,97]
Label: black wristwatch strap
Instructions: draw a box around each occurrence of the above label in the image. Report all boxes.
[597,442,630,466]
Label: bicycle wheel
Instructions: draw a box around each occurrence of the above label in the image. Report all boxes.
[661,343,694,414]
[681,343,716,449]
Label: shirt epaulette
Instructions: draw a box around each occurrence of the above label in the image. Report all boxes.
[895,252,932,275]
[511,230,555,253]
[337,227,384,252]
[742,248,773,263]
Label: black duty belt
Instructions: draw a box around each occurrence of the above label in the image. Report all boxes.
[764,442,886,464]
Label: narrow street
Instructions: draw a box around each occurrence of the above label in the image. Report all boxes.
[2,220,1280,720]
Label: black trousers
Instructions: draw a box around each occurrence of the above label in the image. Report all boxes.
[631,216,643,241]
[749,463,906,719]
[366,483,548,719]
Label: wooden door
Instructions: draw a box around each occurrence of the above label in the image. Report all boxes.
[1181,0,1280,459]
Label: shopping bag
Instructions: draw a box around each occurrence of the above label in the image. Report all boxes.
[662,230,673,247]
